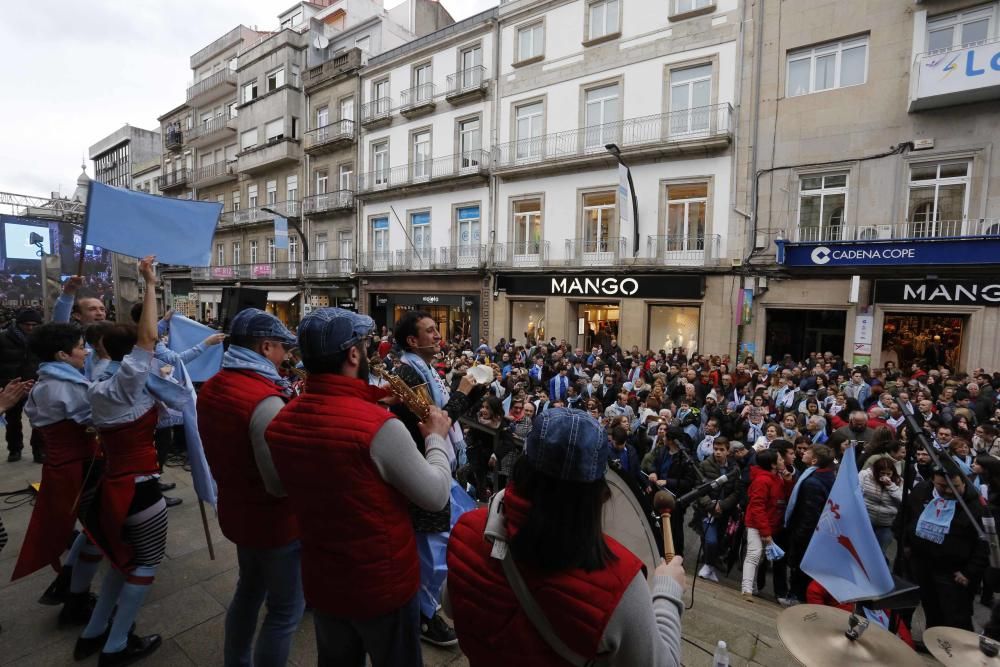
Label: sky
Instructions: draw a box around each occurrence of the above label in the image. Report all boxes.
[0,0,496,201]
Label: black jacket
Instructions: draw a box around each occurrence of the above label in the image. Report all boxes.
[0,324,38,383]
[787,468,836,557]
[903,480,989,583]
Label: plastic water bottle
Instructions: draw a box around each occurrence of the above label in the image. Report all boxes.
[712,640,730,667]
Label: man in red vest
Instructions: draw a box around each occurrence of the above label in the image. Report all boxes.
[446,407,688,666]
[267,307,455,667]
[199,308,303,666]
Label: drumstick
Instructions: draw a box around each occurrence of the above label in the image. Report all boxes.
[653,491,676,562]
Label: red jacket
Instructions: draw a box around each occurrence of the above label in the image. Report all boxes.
[199,369,297,549]
[744,466,792,537]
[447,487,643,666]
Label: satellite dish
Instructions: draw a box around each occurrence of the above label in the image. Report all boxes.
[313,34,329,49]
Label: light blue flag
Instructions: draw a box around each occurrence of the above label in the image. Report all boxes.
[168,315,222,382]
[801,445,894,603]
[274,216,289,250]
[84,181,222,266]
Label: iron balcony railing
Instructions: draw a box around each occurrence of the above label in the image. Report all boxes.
[565,237,628,266]
[493,103,732,169]
[304,119,356,151]
[361,98,392,124]
[304,258,354,277]
[357,250,397,272]
[157,169,190,189]
[396,248,439,270]
[789,219,1000,243]
[220,202,301,227]
[400,83,436,110]
[188,114,233,143]
[646,234,721,265]
[446,66,487,98]
[356,150,489,194]
[192,262,301,281]
[186,69,237,102]
[192,160,236,184]
[302,190,354,215]
[164,129,183,151]
[490,241,551,268]
[438,244,489,269]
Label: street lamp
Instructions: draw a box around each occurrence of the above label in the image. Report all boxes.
[605,143,639,257]
[260,206,309,264]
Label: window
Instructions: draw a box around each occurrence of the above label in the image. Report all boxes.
[356,36,371,54]
[289,237,298,263]
[460,46,483,89]
[371,218,389,257]
[228,101,238,119]
[339,230,352,258]
[588,0,620,40]
[316,105,329,129]
[268,238,276,263]
[232,190,241,211]
[674,0,713,15]
[248,184,258,209]
[373,79,389,105]
[582,191,616,253]
[584,83,620,148]
[225,144,238,162]
[291,65,300,88]
[340,97,355,123]
[291,117,298,139]
[927,6,993,52]
[316,169,328,194]
[286,174,298,202]
[907,162,971,237]
[232,241,241,264]
[517,23,544,62]
[240,129,257,150]
[412,131,431,179]
[266,68,285,92]
[515,102,544,160]
[510,301,546,341]
[513,198,542,255]
[457,206,481,259]
[670,64,712,134]
[265,119,284,142]
[373,141,389,186]
[787,36,868,97]
[649,306,700,355]
[242,80,258,104]
[315,233,328,261]
[281,10,303,29]
[666,183,708,249]
[459,118,481,168]
[250,240,259,263]
[412,64,432,103]
[411,212,431,263]
[339,164,353,190]
[266,180,277,206]
[798,174,846,241]
[216,243,224,265]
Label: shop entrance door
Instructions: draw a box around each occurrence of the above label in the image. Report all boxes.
[577,302,619,352]
[881,313,965,370]
[765,309,846,363]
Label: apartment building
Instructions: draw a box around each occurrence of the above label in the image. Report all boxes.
[738,0,1000,370]
[89,124,161,190]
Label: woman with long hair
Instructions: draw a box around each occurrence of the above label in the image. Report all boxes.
[465,396,514,501]
[859,456,903,551]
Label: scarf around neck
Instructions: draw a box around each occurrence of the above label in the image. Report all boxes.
[223,345,291,395]
[38,361,90,386]
[400,350,446,407]
[915,489,957,544]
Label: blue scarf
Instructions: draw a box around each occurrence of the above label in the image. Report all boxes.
[222,345,291,395]
[400,351,445,408]
[37,361,90,386]
[915,489,957,544]
[952,454,973,476]
[785,466,816,526]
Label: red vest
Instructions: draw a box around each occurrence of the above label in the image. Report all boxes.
[199,369,297,549]
[266,373,417,620]
[447,489,643,666]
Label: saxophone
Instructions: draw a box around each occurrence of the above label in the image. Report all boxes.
[370,356,433,421]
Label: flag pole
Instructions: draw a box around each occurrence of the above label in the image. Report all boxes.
[198,500,216,560]
[77,181,94,276]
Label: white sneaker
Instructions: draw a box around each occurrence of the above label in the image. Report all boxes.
[777,596,799,607]
[698,565,720,582]
[697,564,712,578]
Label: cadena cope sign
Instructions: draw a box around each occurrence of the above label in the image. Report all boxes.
[496,274,705,300]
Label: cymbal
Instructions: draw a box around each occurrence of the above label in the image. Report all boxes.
[776,605,922,667]
[924,626,1000,667]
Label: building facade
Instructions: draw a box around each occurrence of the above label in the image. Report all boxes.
[89,124,161,190]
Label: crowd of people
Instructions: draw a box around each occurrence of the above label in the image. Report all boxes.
[2,265,1000,664]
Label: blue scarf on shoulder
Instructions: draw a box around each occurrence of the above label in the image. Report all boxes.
[38,361,90,386]
[223,345,292,395]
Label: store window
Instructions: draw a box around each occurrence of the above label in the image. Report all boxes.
[648,305,700,356]
[511,301,546,345]
[798,173,847,242]
[907,161,970,237]
[578,303,620,352]
[882,314,964,370]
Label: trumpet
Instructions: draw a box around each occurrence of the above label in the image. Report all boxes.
[370,356,433,421]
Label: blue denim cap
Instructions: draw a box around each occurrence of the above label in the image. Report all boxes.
[297,307,375,357]
[525,407,609,483]
[229,308,296,345]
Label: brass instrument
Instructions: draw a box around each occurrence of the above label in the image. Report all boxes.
[289,366,307,380]
[370,356,433,421]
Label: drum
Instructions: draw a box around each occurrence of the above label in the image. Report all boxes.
[603,466,661,578]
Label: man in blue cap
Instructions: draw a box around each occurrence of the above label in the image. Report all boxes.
[266,307,454,667]
[198,308,303,667]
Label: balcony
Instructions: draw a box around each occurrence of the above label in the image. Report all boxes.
[192,262,301,281]
[788,219,1000,243]
[491,241,552,269]
[187,114,235,148]
[400,83,436,117]
[356,151,489,198]
[910,38,1000,111]
[493,104,733,177]
[304,48,363,93]
[645,235,722,267]
[446,66,488,104]
[302,190,354,216]
[164,129,183,151]
[157,169,190,191]
[438,245,489,270]
[565,237,628,267]
[357,250,397,272]
[304,258,354,278]
[186,69,237,107]
[218,202,301,228]
[237,138,301,175]
[304,119,356,154]
[191,160,237,187]
[360,98,392,127]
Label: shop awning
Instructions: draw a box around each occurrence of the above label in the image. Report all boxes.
[266,291,300,303]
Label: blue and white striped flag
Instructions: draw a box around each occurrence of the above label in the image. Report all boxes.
[274,216,289,250]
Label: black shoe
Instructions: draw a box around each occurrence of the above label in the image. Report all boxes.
[7,451,21,462]
[75,625,111,661]
[59,591,97,626]
[33,450,44,463]
[39,566,72,605]
[164,496,182,508]
[157,482,176,492]
[982,595,995,607]
[98,633,162,667]
[420,612,458,647]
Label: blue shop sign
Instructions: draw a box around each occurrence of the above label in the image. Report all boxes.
[776,237,1000,267]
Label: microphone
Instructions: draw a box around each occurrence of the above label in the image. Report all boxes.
[674,474,729,507]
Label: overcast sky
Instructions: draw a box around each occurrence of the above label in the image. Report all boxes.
[0,0,496,200]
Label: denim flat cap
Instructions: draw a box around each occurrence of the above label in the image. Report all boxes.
[525,407,609,483]
[297,307,375,357]
[229,308,296,345]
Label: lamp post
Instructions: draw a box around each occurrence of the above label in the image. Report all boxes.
[604,143,640,257]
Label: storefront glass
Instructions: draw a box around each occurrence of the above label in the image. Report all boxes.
[882,313,964,369]
[648,305,700,356]
[510,300,545,345]
[390,302,474,343]
[577,302,619,351]
[765,309,845,362]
